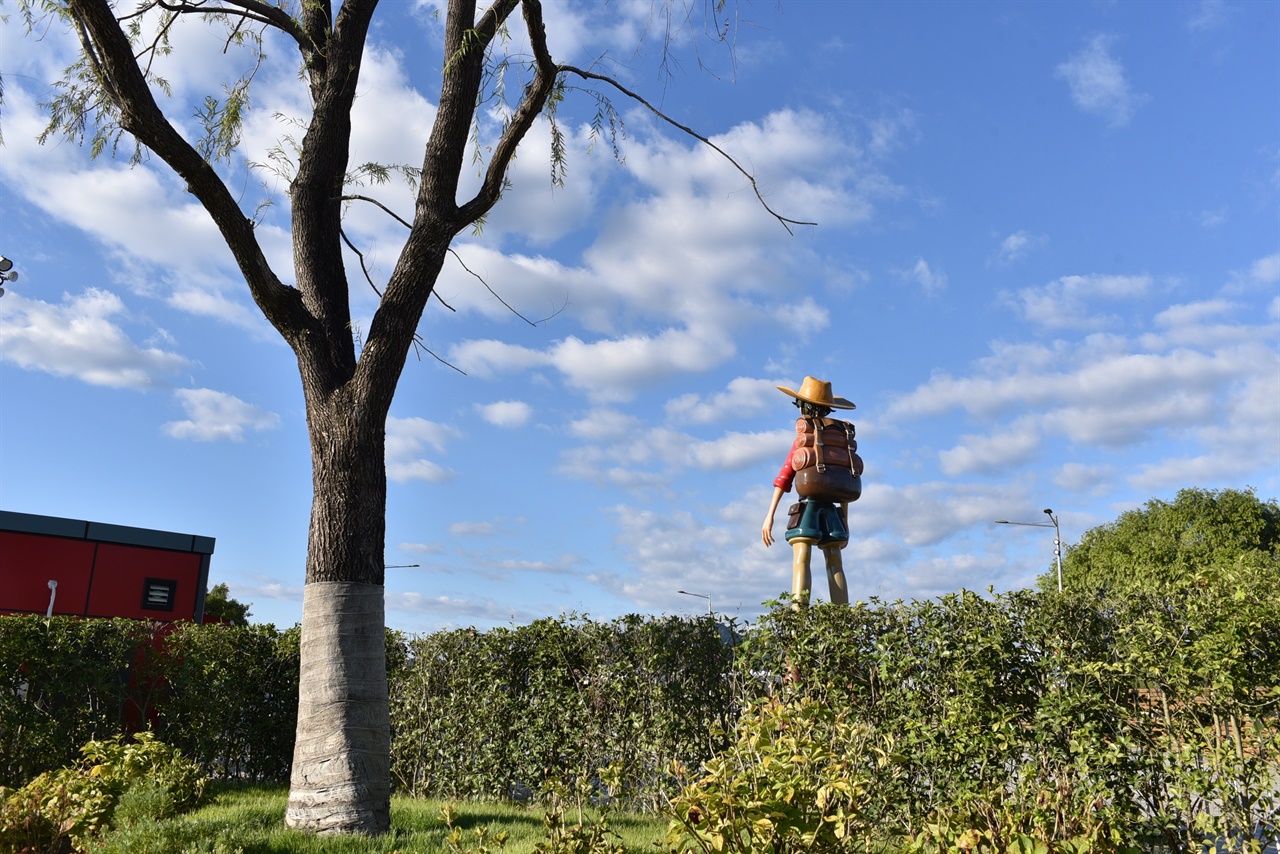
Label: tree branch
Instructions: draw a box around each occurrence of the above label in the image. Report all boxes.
[339,194,547,324]
[154,0,312,56]
[342,194,413,230]
[559,63,817,235]
[411,334,466,374]
[65,0,308,337]
[456,0,558,228]
[285,0,378,387]
[340,228,383,298]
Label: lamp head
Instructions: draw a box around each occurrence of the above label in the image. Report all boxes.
[1043,508,1053,516]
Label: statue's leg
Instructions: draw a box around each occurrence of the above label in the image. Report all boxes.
[791,540,814,608]
[822,545,849,605]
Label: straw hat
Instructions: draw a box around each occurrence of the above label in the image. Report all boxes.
[777,376,855,410]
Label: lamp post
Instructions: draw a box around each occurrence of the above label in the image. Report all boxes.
[995,508,1064,592]
[678,589,712,616]
[0,256,18,298]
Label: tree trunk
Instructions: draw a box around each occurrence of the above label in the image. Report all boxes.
[285,385,391,834]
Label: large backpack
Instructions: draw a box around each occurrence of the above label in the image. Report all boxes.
[792,417,863,502]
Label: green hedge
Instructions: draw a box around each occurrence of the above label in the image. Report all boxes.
[0,617,302,788]
[144,621,302,783]
[735,575,1279,850]
[1,575,1275,851]
[389,614,735,808]
[0,617,151,787]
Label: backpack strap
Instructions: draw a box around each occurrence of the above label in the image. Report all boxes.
[843,421,855,474]
[812,417,827,473]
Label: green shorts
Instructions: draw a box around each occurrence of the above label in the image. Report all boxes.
[785,499,848,546]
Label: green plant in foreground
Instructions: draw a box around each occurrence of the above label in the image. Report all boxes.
[0,732,207,853]
[532,765,627,854]
[441,802,510,853]
[664,693,895,853]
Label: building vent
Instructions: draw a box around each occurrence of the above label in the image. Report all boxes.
[142,578,178,611]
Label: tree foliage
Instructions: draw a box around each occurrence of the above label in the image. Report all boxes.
[1045,487,1280,595]
[201,583,252,626]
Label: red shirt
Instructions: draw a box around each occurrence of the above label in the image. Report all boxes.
[774,449,797,492]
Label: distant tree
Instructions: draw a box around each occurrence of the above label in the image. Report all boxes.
[1043,487,1280,595]
[202,583,252,626]
[13,0,800,836]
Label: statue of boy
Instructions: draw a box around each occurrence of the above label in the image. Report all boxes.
[761,377,862,607]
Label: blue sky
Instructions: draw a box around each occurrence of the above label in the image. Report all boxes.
[1,0,1277,632]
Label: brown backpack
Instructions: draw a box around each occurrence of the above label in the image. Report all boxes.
[793,417,862,502]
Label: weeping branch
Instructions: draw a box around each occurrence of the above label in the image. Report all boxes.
[411,334,466,374]
[455,0,557,228]
[154,0,312,54]
[338,194,549,324]
[342,194,413,230]
[448,248,568,326]
[339,228,382,298]
[559,63,817,235]
[65,0,307,339]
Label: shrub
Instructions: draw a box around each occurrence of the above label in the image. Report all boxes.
[664,693,896,853]
[0,732,206,853]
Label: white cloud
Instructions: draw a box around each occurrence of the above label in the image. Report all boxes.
[865,109,919,159]
[163,389,280,442]
[452,326,737,402]
[0,79,280,334]
[939,418,1042,476]
[689,431,793,472]
[885,287,1279,490]
[990,231,1046,266]
[386,416,458,483]
[665,377,786,424]
[569,408,644,440]
[1250,253,1280,284]
[1053,462,1116,493]
[477,400,533,428]
[1186,0,1228,32]
[448,520,497,537]
[0,289,189,389]
[387,590,524,623]
[1198,208,1227,229]
[1002,273,1151,330]
[1055,35,1146,127]
[898,258,947,294]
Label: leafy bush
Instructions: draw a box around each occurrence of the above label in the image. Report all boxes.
[147,621,301,782]
[732,584,1279,851]
[0,617,304,789]
[391,613,735,806]
[665,693,895,853]
[0,617,153,787]
[0,732,206,853]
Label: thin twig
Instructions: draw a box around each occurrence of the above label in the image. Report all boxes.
[559,63,817,236]
[339,228,383,298]
[447,248,538,327]
[411,334,466,374]
[342,194,413,229]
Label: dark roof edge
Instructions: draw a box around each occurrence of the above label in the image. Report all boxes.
[0,510,216,555]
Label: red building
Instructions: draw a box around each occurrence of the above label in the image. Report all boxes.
[0,510,215,623]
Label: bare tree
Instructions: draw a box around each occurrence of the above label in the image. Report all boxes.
[16,0,804,834]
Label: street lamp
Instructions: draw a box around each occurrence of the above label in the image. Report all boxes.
[0,256,18,298]
[677,589,712,616]
[995,508,1064,592]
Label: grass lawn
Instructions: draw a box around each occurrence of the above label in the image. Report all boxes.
[92,783,670,854]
